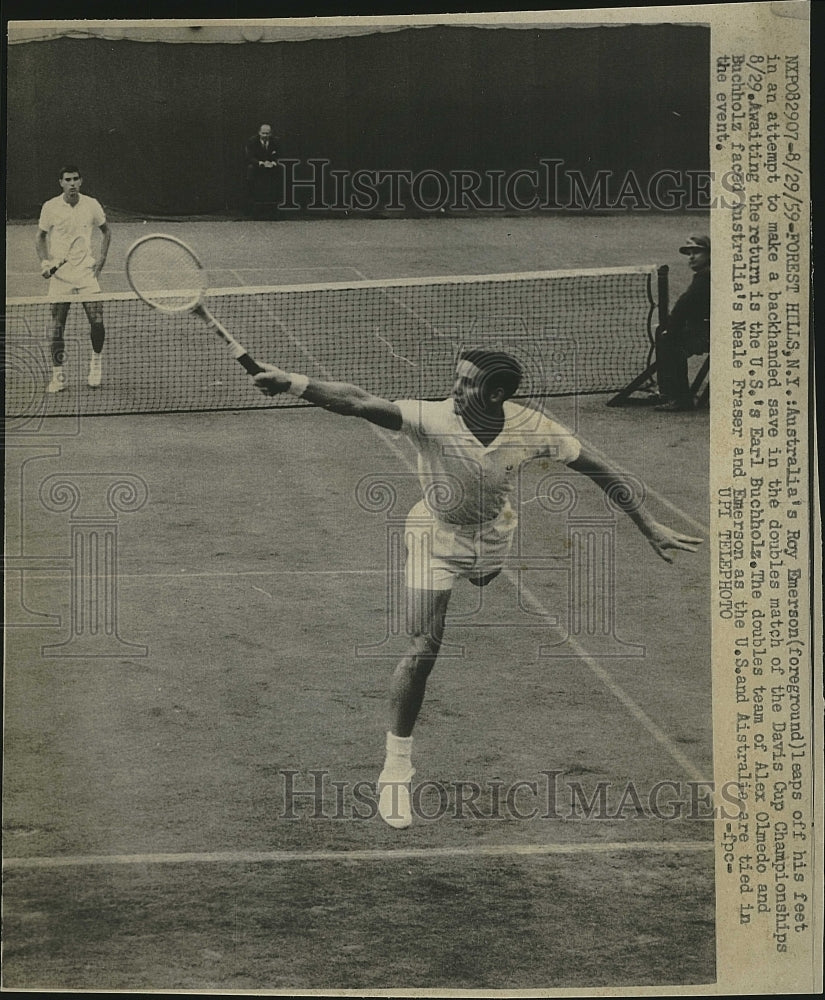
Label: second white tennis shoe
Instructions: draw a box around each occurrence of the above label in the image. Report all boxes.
[88,354,102,388]
[377,767,415,829]
[47,366,66,393]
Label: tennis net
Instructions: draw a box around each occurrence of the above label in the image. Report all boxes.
[5,265,666,418]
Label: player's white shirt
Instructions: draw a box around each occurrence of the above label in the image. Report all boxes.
[395,398,581,526]
[38,193,106,261]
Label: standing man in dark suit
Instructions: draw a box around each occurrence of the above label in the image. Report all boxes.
[243,124,279,216]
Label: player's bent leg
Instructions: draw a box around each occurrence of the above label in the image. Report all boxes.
[47,301,70,391]
[378,586,451,829]
[48,301,70,361]
[83,301,106,351]
[391,586,451,736]
[83,301,106,386]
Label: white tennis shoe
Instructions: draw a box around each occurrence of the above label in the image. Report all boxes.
[88,354,103,388]
[377,767,415,829]
[47,367,66,393]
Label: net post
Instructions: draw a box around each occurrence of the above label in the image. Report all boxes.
[605,263,666,407]
[649,262,669,370]
[656,264,669,347]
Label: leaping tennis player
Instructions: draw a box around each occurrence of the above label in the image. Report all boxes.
[36,165,111,392]
[254,351,702,829]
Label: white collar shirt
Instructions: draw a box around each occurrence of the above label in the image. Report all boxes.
[38,193,106,260]
[395,398,581,526]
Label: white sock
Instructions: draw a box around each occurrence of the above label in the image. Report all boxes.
[383,731,413,775]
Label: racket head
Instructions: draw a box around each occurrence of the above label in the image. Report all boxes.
[126,234,207,313]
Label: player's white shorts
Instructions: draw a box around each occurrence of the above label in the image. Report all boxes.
[404,499,517,592]
[48,264,100,301]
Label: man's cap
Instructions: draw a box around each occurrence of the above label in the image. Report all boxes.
[679,235,711,254]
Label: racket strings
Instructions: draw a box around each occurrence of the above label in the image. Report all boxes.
[127,237,207,312]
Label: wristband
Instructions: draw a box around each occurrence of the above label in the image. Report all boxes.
[287,373,310,398]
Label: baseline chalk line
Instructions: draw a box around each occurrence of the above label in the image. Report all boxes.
[4,840,713,871]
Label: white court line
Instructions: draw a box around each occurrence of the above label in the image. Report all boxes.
[226,267,364,284]
[8,569,386,581]
[505,571,709,783]
[3,840,712,871]
[231,266,365,275]
[350,265,444,367]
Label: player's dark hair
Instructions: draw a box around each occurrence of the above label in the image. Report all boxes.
[459,348,524,398]
[59,165,81,178]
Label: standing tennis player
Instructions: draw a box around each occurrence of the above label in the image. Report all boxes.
[254,351,702,828]
[36,165,111,392]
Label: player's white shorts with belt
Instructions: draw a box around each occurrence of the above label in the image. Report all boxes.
[404,499,517,591]
[47,263,101,300]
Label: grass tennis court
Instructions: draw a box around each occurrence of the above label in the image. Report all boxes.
[4,213,713,990]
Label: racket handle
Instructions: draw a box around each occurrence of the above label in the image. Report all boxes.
[191,304,264,377]
[237,353,265,376]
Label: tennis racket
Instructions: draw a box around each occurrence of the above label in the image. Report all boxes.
[125,234,264,376]
[43,235,88,278]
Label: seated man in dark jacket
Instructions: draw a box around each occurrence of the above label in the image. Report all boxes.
[655,235,710,411]
[243,123,280,214]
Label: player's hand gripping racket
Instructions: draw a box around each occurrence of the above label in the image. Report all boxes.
[42,235,88,278]
[125,234,264,376]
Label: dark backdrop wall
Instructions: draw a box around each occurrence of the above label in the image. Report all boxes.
[6,24,709,218]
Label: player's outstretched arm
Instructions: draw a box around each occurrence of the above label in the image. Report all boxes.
[253,364,402,431]
[567,444,702,563]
